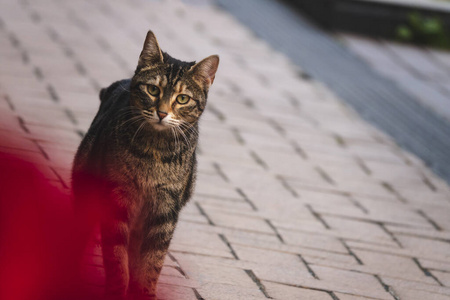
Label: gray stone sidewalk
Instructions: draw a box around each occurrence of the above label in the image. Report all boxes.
[215,0,450,185]
[1,0,450,299]
[341,34,450,123]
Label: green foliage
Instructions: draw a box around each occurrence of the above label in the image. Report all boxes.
[396,12,450,49]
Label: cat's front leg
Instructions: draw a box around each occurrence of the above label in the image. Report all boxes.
[101,218,131,299]
[128,215,178,299]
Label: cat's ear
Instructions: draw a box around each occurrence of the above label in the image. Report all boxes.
[191,55,219,88]
[138,30,164,67]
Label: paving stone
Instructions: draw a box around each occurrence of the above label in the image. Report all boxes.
[431,270,450,287]
[386,225,450,244]
[420,258,450,274]
[194,175,243,200]
[352,249,438,284]
[155,275,198,290]
[314,160,370,184]
[396,186,450,205]
[344,34,450,123]
[197,282,268,300]
[263,281,332,300]
[233,244,307,269]
[333,293,380,300]
[346,240,448,266]
[277,228,348,254]
[171,225,236,259]
[311,266,392,300]
[26,125,81,145]
[323,216,401,248]
[394,289,450,300]
[251,264,317,289]
[396,234,450,262]
[195,194,255,213]
[431,49,450,71]
[156,284,198,300]
[384,42,449,81]
[382,276,450,299]
[288,176,399,202]
[355,197,436,228]
[180,220,279,244]
[174,253,255,288]
[203,209,274,234]
[301,251,359,270]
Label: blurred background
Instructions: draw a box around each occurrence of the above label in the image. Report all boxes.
[284,0,450,120]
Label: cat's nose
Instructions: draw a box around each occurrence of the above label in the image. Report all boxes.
[157,111,168,120]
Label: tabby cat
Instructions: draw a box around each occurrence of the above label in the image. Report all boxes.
[72,30,219,299]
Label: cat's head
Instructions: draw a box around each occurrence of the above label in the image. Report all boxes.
[130,30,219,132]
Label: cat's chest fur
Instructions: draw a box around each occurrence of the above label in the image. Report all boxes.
[106,130,195,208]
[111,145,194,197]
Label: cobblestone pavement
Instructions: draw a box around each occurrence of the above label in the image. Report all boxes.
[1,0,450,299]
[342,34,450,123]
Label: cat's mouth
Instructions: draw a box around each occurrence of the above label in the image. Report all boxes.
[143,111,180,132]
[150,119,173,132]
[141,112,170,131]
[151,121,168,131]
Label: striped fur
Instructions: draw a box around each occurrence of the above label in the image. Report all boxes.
[72,31,218,299]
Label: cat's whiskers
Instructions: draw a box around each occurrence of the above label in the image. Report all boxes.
[170,127,181,151]
[177,120,200,149]
[120,116,149,137]
[131,119,148,146]
[186,125,199,137]
[177,126,192,148]
[117,107,143,123]
[118,106,141,115]
[170,127,176,149]
[178,121,199,138]
[121,115,146,128]
[118,107,158,133]
[175,127,183,150]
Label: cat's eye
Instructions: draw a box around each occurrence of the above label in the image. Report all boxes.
[147,85,160,97]
[176,94,190,104]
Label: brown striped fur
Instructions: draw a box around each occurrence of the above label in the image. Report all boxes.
[72,31,219,299]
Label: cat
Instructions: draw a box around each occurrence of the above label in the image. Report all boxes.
[72,30,219,299]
